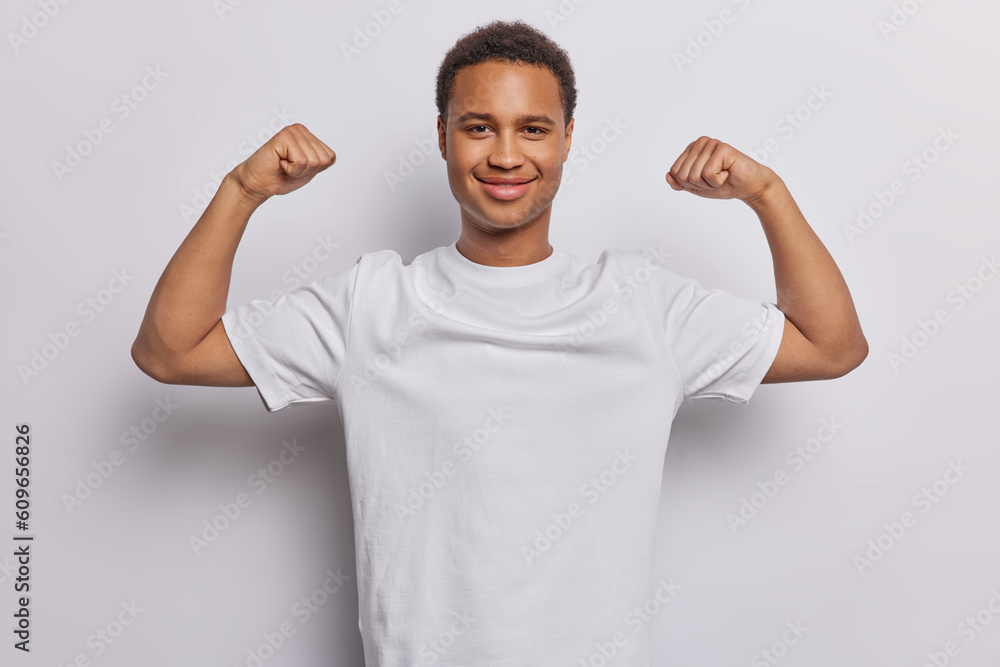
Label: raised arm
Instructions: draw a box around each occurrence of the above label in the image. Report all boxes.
[130,123,337,386]
[665,136,868,383]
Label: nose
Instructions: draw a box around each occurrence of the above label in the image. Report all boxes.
[487,129,525,170]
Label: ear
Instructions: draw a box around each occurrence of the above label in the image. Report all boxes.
[562,117,574,162]
[437,115,447,160]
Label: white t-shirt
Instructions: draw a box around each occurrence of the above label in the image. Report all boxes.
[221,241,785,666]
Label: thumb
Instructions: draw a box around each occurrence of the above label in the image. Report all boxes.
[708,168,730,188]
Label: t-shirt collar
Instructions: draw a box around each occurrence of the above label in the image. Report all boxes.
[439,241,567,285]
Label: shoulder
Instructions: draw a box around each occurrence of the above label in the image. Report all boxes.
[358,248,403,269]
[324,246,444,291]
[319,248,403,283]
[596,244,692,295]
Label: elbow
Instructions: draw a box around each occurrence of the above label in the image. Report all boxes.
[131,338,173,384]
[855,335,870,368]
[828,333,869,378]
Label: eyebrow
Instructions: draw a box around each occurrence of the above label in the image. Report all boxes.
[454,111,557,126]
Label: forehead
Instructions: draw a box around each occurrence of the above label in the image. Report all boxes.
[448,60,562,120]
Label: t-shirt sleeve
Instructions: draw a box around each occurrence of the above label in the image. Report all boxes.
[220,259,360,412]
[660,269,785,403]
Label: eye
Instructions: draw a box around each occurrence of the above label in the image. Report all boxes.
[524,127,545,135]
[469,125,490,134]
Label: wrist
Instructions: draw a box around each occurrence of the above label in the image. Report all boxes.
[227,168,270,209]
[741,170,786,212]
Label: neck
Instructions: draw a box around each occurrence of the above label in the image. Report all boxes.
[456,223,553,268]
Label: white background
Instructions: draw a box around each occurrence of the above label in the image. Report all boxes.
[3,0,999,665]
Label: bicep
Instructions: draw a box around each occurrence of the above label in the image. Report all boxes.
[167,319,254,387]
[761,317,846,383]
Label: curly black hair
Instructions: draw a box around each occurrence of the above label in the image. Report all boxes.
[435,19,577,129]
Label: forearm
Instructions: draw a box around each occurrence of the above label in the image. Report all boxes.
[746,175,866,359]
[133,170,264,363]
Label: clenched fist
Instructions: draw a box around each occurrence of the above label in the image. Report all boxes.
[665,136,777,204]
[232,123,336,203]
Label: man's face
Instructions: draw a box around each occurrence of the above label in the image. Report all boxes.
[438,60,574,235]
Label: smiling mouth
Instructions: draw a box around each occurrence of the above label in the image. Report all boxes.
[476,176,536,200]
[476,176,536,185]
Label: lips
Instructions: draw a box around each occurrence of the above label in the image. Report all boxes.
[476,175,536,200]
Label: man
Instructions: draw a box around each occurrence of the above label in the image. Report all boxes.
[132,19,866,666]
